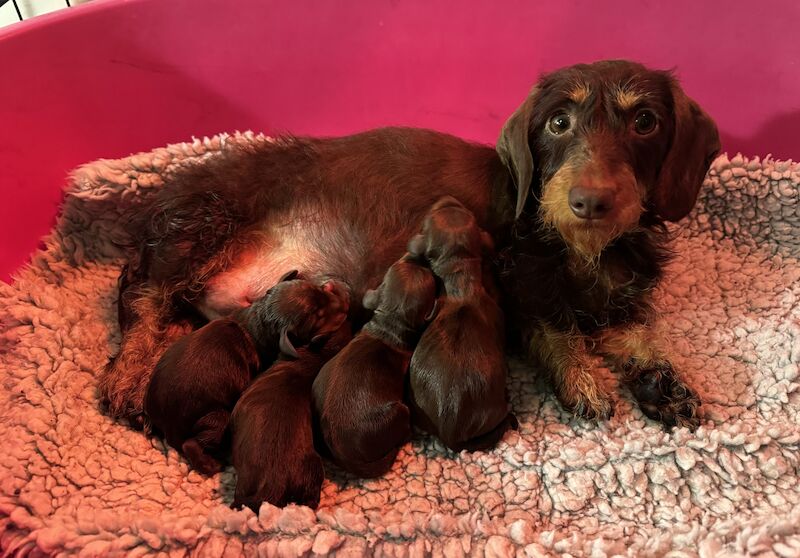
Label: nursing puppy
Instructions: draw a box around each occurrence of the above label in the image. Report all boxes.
[105,60,720,432]
[312,255,437,478]
[144,271,349,475]
[231,323,352,511]
[407,197,515,452]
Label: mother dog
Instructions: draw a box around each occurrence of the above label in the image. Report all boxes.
[103,60,719,429]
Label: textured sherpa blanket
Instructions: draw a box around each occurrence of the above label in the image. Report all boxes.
[1,132,799,558]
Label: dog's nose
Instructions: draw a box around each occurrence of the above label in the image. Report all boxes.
[568,187,614,220]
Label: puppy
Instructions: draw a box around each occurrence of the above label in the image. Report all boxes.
[144,271,348,475]
[312,255,437,478]
[106,60,719,432]
[231,323,353,511]
[407,196,515,452]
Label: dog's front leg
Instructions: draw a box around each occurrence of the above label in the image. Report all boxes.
[527,322,614,420]
[598,324,701,429]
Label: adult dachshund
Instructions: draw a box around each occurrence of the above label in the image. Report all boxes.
[102,59,720,430]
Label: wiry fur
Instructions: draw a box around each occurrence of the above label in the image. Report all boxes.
[104,60,719,433]
[497,60,719,425]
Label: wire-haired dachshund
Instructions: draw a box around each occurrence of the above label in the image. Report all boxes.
[496,61,719,426]
[106,59,719,433]
[407,196,516,452]
[312,254,437,477]
[143,271,348,474]
[231,322,353,511]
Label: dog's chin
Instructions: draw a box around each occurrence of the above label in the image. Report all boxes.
[555,217,639,263]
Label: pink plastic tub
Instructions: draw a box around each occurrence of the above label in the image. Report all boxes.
[2,0,798,281]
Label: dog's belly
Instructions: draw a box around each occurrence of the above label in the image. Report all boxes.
[197,215,407,320]
[198,236,316,320]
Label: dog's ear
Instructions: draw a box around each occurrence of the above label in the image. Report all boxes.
[362,288,381,311]
[652,80,721,222]
[278,269,299,282]
[279,328,300,359]
[407,234,426,258]
[497,87,539,219]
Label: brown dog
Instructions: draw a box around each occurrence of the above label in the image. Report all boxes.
[105,60,719,432]
[144,271,348,475]
[312,255,437,477]
[231,323,352,511]
[496,61,719,426]
[407,197,515,452]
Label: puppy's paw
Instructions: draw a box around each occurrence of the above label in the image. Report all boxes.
[182,439,222,476]
[628,362,701,430]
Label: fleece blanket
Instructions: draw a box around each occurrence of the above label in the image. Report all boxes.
[1,132,798,557]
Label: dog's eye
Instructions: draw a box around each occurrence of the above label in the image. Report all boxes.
[633,110,657,135]
[548,113,572,135]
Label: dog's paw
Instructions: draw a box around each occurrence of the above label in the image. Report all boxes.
[569,392,615,421]
[628,362,701,429]
[556,378,615,421]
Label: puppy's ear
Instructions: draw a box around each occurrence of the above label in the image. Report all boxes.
[424,299,439,322]
[407,234,426,258]
[431,196,463,212]
[497,87,539,219]
[279,328,300,359]
[652,79,721,222]
[309,334,329,351]
[279,269,299,282]
[362,288,381,311]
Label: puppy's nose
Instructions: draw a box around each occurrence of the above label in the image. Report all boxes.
[568,186,614,220]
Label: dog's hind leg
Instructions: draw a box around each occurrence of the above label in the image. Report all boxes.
[598,324,701,429]
[527,323,615,420]
[99,284,194,427]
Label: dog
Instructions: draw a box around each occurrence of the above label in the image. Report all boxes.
[143,271,348,474]
[406,196,516,451]
[312,254,437,477]
[231,323,353,511]
[103,60,719,431]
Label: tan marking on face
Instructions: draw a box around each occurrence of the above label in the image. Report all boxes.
[539,147,645,262]
[568,82,591,103]
[614,87,644,111]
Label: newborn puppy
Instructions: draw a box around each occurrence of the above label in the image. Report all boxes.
[231,323,353,511]
[407,196,516,452]
[144,271,349,475]
[312,255,437,478]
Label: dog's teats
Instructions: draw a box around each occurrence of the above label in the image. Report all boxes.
[312,255,437,477]
[143,273,349,474]
[408,197,516,452]
[231,323,352,511]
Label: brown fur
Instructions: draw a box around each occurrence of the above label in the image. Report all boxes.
[313,256,436,477]
[105,60,719,433]
[143,275,348,474]
[497,60,719,427]
[407,198,515,451]
[231,323,352,511]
